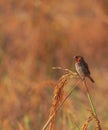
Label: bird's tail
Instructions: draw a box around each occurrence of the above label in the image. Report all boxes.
[88,76,95,83]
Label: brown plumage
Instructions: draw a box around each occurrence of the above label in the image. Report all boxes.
[74,56,94,83]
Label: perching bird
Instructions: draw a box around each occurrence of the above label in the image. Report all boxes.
[74,56,94,83]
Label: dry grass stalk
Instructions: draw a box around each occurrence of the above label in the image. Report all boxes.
[41,79,80,130]
[52,67,77,75]
[49,75,68,130]
[90,111,102,130]
[82,115,92,130]
[41,68,79,130]
[49,68,77,130]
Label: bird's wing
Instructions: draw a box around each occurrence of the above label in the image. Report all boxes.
[83,61,90,74]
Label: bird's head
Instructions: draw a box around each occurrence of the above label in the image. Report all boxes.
[73,56,83,62]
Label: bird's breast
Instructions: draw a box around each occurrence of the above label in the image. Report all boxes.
[75,62,85,76]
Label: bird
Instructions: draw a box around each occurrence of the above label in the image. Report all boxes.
[73,56,94,83]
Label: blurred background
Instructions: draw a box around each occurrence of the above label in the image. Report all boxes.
[0,0,108,129]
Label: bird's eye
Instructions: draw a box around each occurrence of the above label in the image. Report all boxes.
[74,56,78,59]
